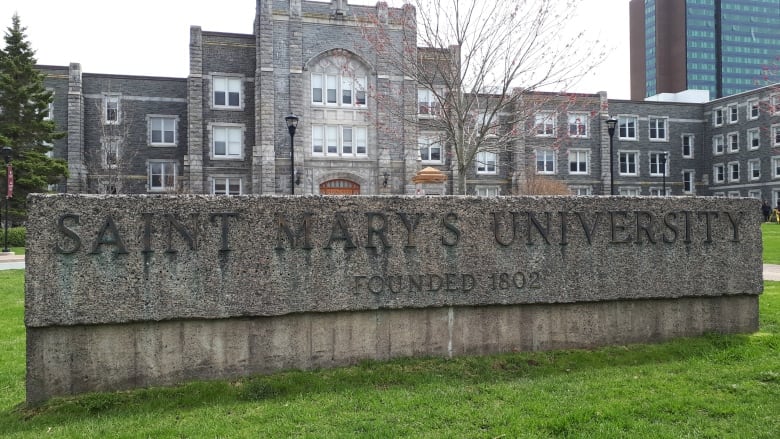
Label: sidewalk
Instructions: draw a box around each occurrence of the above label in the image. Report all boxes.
[0,252,24,263]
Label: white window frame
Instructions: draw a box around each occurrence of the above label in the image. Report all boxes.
[713,164,725,183]
[728,161,740,183]
[649,187,670,196]
[568,149,589,175]
[536,149,556,174]
[571,186,592,196]
[649,152,668,177]
[417,88,439,117]
[618,115,638,140]
[475,186,500,197]
[211,124,244,159]
[101,136,120,169]
[748,190,761,199]
[212,75,243,109]
[148,115,178,146]
[727,103,738,124]
[312,72,368,109]
[648,117,668,141]
[727,132,739,153]
[772,95,780,115]
[103,94,120,125]
[748,128,760,150]
[618,151,639,176]
[311,124,368,157]
[747,98,759,120]
[748,158,761,181]
[148,160,177,193]
[682,170,695,194]
[773,124,780,147]
[567,113,589,138]
[773,156,780,179]
[212,177,242,195]
[619,187,641,196]
[535,111,556,137]
[682,134,694,158]
[712,107,723,126]
[419,135,443,164]
[712,135,724,155]
[713,192,726,197]
[728,191,741,198]
[476,151,498,174]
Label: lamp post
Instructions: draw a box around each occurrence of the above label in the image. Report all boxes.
[660,152,668,196]
[285,114,299,195]
[605,117,618,195]
[1,146,12,253]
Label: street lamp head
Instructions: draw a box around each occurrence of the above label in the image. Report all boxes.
[659,152,668,164]
[605,117,618,137]
[1,146,11,164]
[285,114,299,137]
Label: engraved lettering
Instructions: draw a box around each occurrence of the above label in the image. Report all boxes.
[164,213,197,254]
[662,212,679,244]
[397,212,423,247]
[442,212,460,247]
[366,212,391,249]
[576,211,602,245]
[634,211,656,244]
[724,211,744,242]
[492,211,517,246]
[55,214,81,254]
[210,212,239,252]
[89,215,128,255]
[526,212,551,245]
[610,211,632,244]
[275,212,313,250]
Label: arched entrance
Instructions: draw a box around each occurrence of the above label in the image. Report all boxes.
[320,179,360,195]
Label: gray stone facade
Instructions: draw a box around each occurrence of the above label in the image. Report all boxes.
[34,0,780,201]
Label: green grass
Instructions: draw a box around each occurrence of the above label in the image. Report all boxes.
[763,223,780,264]
[0,268,778,437]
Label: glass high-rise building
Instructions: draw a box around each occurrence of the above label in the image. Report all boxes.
[630,0,780,99]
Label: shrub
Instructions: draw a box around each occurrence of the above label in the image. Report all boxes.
[4,226,25,247]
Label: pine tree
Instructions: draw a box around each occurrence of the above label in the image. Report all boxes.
[0,14,67,222]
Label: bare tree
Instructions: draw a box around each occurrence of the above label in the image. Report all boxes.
[361,0,605,194]
[87,91,138,194]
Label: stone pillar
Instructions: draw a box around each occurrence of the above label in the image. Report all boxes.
[288,0,304,194]
[599,91,611,196]
[185,26,204,194]
[255,0,277,194]
[66,63,86,193]
[401,3,419,195]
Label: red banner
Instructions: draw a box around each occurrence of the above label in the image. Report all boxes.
[6,164,12,199]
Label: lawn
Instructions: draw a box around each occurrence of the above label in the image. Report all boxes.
[763,223,780,264]
[0,267,778,438]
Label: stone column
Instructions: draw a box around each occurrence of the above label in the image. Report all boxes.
[66,63,86,193]
[255,0,277,194]
[185,26,204,194]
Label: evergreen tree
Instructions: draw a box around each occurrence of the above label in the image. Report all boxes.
[0,14,67,222]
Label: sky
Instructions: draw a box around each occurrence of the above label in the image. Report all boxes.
[0,0,632,99]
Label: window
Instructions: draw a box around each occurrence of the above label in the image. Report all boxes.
[712,135,724,155]
[682,134,694,158]
[747,99,759,120]
[568,113,588,137]
[213,76,242,109]
[476,151,497,174]
[571,186,592,196]
[773,157,780,179]
[649,152,668,177]
[212,125,243,159]
[772,95,780,114]
[728,191,741,198]
[312,72,367,108]
[101,137,120,169]
[149,116,177,146]
[535,112,556,137]
[213,177,242,195]
[618,115,637,140]
[568,149,589,174]
[148,161,176,192]
[773,124,780,147]
[475,186,500,197]
[748,190,761,199]
[419,136,442,163]
[727,132,739,153]
[619,187,640,196]
[682,170,695,194]
[748,159,761,181]
[728,161,740,182]
[713,192,725,197]
[648,117,667,141]
[748,128,760,150]
[536,149,556,174]
[728,104,738,123]
[312,125,368,157]
[619,151,638,175]
[713,107,723,126]
[418,88,439,116]
[104,94,120,124]
[713,164,725,183]
[649,187,670,196]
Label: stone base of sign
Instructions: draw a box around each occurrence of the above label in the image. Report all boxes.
[26,295,757,404]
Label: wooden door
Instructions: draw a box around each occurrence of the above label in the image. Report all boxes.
[320,179,360,195]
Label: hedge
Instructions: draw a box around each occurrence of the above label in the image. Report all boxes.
[3,226,25,247]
